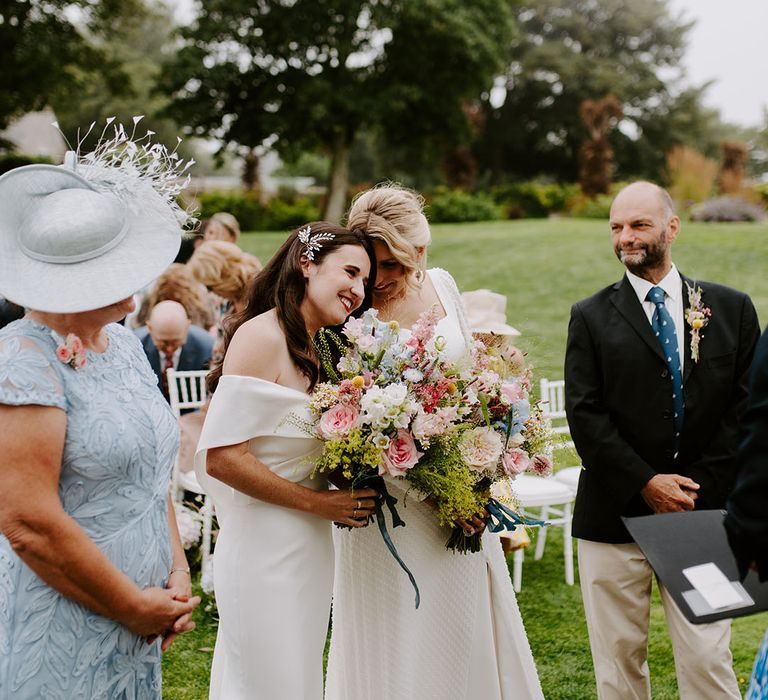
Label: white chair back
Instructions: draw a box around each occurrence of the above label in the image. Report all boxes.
[167,369,209,418]
[539,377,574,449]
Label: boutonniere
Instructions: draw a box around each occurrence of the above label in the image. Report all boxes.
[54,333,87,370]
[684,281,711,363]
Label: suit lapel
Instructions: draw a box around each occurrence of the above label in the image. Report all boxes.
[610,276,666,363]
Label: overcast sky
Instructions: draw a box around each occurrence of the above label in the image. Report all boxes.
[669,0,767,127]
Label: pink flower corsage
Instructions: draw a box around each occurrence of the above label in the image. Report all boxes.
[684,282,711,363]
[55,333,87,370]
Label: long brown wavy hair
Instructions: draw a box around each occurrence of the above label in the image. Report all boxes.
[207,222,376,393]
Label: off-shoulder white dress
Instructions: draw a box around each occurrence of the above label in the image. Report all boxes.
[195,376,330,699]
[325,269,543,700]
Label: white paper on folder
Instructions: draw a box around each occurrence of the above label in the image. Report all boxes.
[682,563,746,610]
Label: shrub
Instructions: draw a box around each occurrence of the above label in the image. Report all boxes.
[196,190,266,230]
[690,196,766,222]
[753,183,768,208]
[264,197,321,230]
[490,181,580,218]
[666,146,716,208]
[566,193,615,219]
[0,153,54,175]
[427,187,502,223]
[196,190,321,231]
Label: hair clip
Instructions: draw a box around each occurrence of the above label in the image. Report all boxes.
[298,225,334,261]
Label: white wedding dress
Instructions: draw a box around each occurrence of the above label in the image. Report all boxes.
[325,269,544,700]
[195,375,331,699]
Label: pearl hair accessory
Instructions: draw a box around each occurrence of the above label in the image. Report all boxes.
[298,225,334,261]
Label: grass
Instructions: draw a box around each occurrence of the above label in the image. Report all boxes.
[163,218,768,698]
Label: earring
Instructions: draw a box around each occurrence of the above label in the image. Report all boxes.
[414,268,425,285]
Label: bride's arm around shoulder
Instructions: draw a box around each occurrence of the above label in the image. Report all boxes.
[220,312,287,383]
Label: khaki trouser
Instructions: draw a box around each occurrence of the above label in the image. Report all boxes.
[578,539,740,700]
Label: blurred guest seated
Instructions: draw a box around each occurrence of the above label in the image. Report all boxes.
[135,300,214,401]
[133,263,217,332]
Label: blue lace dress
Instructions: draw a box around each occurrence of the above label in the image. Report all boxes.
[0,320,179,699]
[746,631,768,700]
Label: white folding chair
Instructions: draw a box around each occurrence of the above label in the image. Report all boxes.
[539,377,583,492]
[504,474,575,592]
[167,368,214,586]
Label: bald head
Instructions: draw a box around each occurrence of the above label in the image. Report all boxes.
[612,181,675,223]
[147,300,190,357]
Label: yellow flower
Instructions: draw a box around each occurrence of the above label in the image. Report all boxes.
[351,375,365,389]
[388,320,400,333]
[691,318,704,329]
[447,382,457,393]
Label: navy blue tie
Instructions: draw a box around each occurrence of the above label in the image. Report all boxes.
[647,286,684,449]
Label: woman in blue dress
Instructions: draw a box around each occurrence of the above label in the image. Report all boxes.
[0,126,200,699]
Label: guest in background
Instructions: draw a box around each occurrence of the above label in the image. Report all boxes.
[187,240,262,317]
[0,129,199,698]
[134,263,218,332]
[725,327,768,699]
[0,296,24,329]
[136,300,215,401]
[565,181,759,699]
[203,212,240,244]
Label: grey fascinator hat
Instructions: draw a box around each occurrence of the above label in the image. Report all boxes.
[0,119,194,313]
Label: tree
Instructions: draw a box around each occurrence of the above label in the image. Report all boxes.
[0,0,136,132]
[162,0,514,222]
[475,0,717,184]
[51,0,197,163]
[578,94,622,195]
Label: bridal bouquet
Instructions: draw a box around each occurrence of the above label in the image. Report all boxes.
[307,308,553,556]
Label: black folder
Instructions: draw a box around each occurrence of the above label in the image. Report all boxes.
[622,509,768,624]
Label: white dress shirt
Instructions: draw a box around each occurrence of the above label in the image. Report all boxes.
[625,264,685,372]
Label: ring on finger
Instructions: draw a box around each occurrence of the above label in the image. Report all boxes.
[357,499,362,509]
[353,508,359,518]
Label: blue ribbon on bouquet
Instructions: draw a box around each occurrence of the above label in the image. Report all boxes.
[485,498,547,534]
[364,476,421,609]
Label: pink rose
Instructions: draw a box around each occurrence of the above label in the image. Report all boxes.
[68,334,84,354]
[530,454,553,477]
[56,345,73,363]
[380,430,422,477]
[73,353,87,370]
[501,448,531,477]
[317,404,359,439]
[500,382,525,404]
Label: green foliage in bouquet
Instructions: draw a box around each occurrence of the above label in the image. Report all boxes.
[407,431,488,529]
[313,426,382,484]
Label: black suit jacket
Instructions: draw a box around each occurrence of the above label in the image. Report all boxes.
[565,273,760,543]
[725,327,768,581]
[135,325,215,400]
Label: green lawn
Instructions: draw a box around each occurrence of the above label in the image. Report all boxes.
[163,218,768,698]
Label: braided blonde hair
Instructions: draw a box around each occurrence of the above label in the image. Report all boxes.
[346,184,431,284]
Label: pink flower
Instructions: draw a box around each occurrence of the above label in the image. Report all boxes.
[317,404,359,439]
[502,448,531,477]
[380,430,422,477]
[56,345,73,363]
[68,334,84,354]
[501,381,525,404]
[530,454,553,477]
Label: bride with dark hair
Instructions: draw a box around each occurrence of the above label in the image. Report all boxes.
[195,223,379,699]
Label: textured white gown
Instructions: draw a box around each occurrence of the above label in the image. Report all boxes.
[195,375,331,699]
[325,269,544,700]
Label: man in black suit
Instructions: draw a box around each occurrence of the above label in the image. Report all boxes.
[135,300,215,401]
[565,181,759,700]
